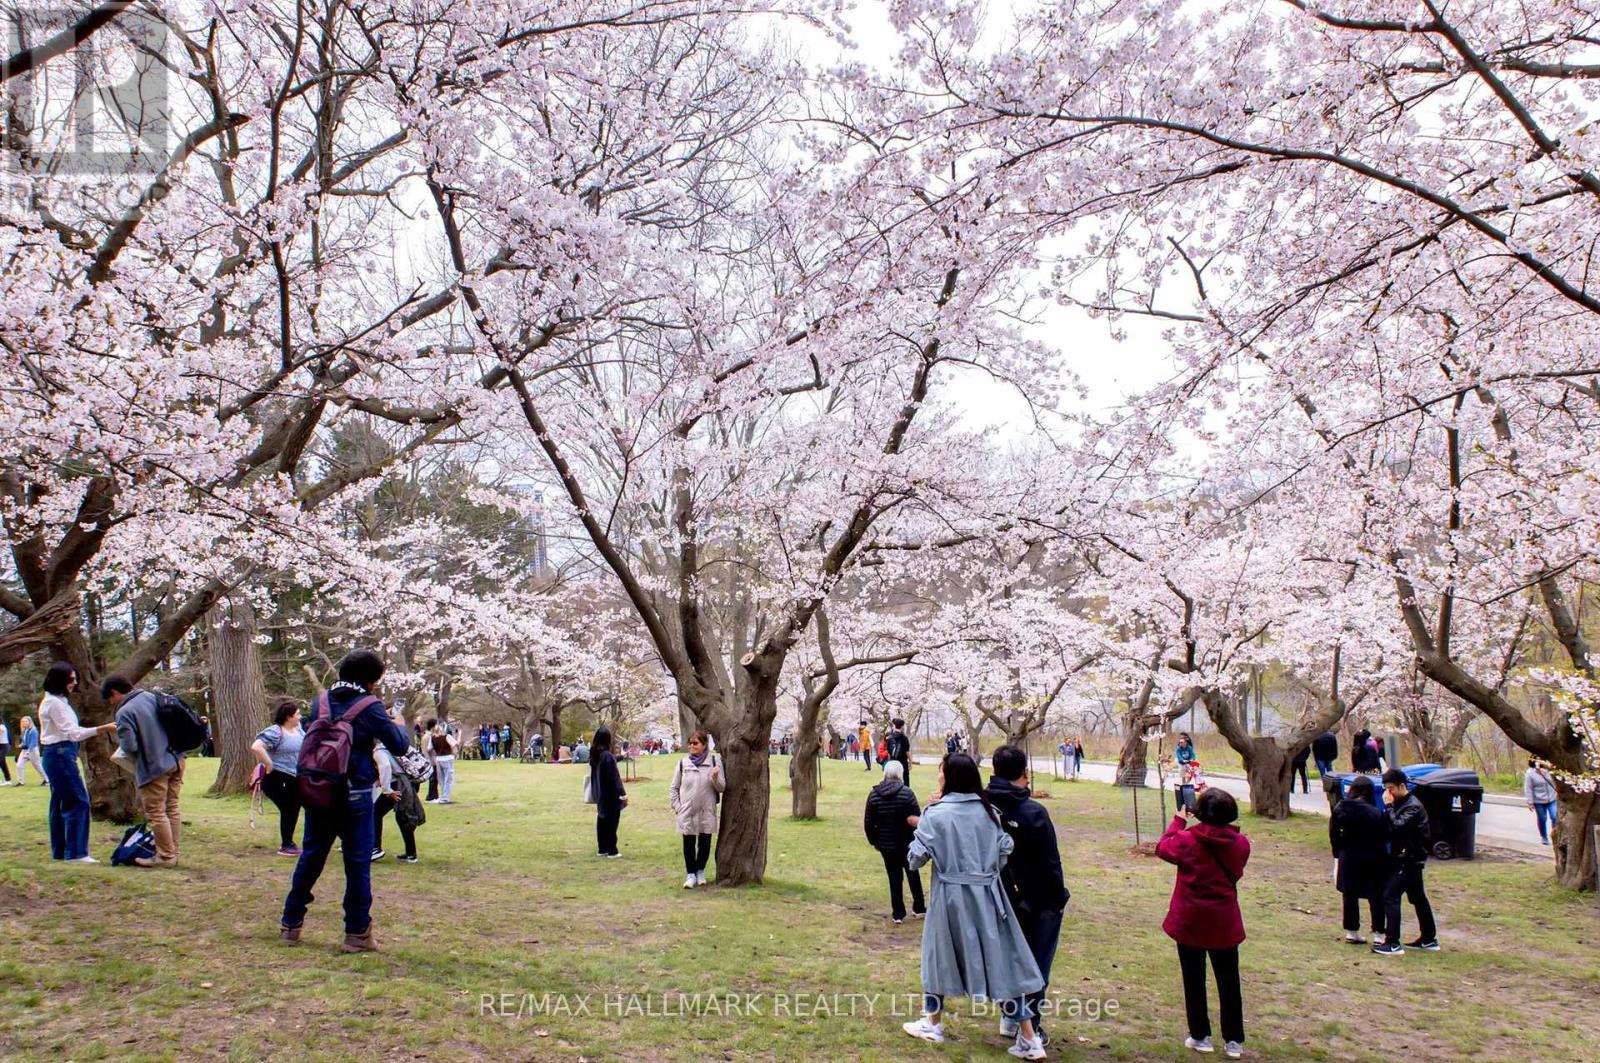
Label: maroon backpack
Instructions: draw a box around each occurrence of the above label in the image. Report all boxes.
[296,693,378,812]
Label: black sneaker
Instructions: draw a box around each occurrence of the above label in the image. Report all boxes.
[1371,942,1404,956]
[396,854,419,864]
[1407,938,1440,951]
[370,849,386,861]
[892,916,905,924]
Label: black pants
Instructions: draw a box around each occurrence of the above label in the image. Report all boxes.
[0,745,10,782]
[1293,761,1309,793]
[1019,906,1064,1032]
[1342,891,1382,934]
[1383,862,1436,944]
[682,832,711,874]
[373,794,417,858]
[425,768,439,802]
[261,771,302,848]
[1177,943,1243,1045]
[597,810,621,856]
[880,849,925,919]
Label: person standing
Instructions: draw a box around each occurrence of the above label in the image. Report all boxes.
[105,676,187,868]
[1311,730,1338,777]
[280,649,411,952]
[859,721,874,771]
[901,753,1046,1060]
[590,726,627,858]
[1373,768,1438,956]
[1174,733,1196,767]
[1524,759,1558,847]
[986,746,1069,1049]
[1350,728,1381,774]
[1290,746,1310,795]
[427,722,458,803]
[252,698,306,856]
[0,715,12,785]
[1328,775,1387,945]
[669,730,723,887]
[864,759,925,922]
[372,748,423,863]
[421,718,440,801]
[38,662,117,863]
[1158,788,1249,1060]
[885,717,912,780]
[1072,739,1083,777]
[15,716,45,786]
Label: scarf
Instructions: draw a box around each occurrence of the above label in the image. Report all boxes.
[689,749,709,768]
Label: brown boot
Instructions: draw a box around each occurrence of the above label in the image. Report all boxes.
[341,925,378,953]
[279,924,302,945]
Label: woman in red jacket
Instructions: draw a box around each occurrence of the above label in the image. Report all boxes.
[1157,788,1250,1059]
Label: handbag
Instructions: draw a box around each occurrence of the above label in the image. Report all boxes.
[398,747,434,782]
[582,774,596,805]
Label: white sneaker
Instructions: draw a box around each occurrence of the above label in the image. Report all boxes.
[1224,1042,1243,1060]
[1186,1037,1214,1053]
[1008,1034,1047,1060]
[1344,931,1364,944]
[683,874,697,889]
[70,856,100,864]
[695,871,707,885]
[902,1017,944,1043]
[1000,1016,1020,1037]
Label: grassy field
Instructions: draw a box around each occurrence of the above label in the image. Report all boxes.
[0,756,1595,1062]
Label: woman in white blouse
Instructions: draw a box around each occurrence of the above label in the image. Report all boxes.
[38,661,116,862]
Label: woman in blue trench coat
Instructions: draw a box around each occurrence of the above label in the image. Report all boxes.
[902,753,1046,1060]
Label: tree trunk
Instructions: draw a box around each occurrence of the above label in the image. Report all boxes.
[713,679,779,886]
[1242,740,1293,819]
[547,701,563,752]
[206,594,267,795]
[1553,780,1600,892]
[789,731,821,819]
[1115,726,1151,786]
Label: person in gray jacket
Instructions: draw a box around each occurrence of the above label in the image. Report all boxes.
[902,753,1047,1061]
[1523,758,1558,846]
[104,676,185,868]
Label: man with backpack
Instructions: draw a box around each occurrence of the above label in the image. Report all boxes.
[885,717,912,780]
[105,675,197,868]
[280,649,411,953]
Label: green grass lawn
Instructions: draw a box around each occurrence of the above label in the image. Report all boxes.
[1,757,1595,1061]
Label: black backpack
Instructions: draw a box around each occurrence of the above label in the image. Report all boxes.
[154,692,207,755]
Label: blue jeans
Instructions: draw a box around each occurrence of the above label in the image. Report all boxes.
[1533,800,1557,842]
[43,742,91,860]
[282,786,377,934]
[1315,757,1334,776]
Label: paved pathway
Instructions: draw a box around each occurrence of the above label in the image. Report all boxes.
[911,754,1551,856]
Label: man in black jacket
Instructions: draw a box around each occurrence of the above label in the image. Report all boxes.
[1374,768,1439,955]
[863,760,924,922]
[885,717,912,779]
[1311,730,1339,776]
[986,745,1069,1046]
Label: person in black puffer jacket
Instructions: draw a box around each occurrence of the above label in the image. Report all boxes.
[863,760,924,921]
[1328,775,1388,944]
[985,745,1069,1047]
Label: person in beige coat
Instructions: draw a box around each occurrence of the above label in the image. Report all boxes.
[669,730,724,888]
